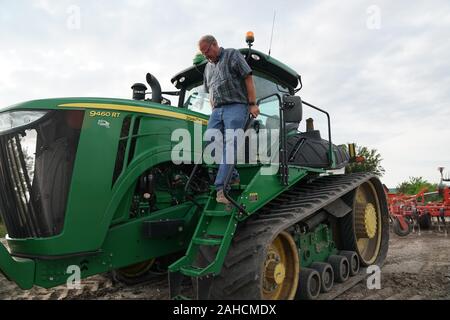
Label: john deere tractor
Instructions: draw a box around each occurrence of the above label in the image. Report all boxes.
[0,34,389,300]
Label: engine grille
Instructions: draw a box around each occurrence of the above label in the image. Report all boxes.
[0,110,83,238]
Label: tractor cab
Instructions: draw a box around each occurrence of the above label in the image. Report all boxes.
[168,43,349,173]
[172,48,300,127]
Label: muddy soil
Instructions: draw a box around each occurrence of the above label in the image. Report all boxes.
[1,230,449,300]
[338,230,450,300]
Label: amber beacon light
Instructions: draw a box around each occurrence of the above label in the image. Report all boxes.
[246,31,255,46]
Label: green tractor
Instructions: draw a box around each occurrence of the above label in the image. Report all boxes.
[0,35,389,300]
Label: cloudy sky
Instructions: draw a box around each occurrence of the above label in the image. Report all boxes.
[1,0,449,187]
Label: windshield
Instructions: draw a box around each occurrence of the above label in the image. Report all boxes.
[183,73,290,116]
[184,85,211,115]
[0,110,49,134]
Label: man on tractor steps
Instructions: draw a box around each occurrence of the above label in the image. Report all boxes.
[198,35,260,204]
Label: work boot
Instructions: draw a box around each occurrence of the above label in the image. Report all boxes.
[216,189,231,205]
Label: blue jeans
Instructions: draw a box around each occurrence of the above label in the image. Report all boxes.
[206,103,249,191]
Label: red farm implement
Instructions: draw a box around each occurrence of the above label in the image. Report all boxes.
[387,168,450,237]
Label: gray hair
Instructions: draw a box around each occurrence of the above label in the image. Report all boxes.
[198,35,217,46]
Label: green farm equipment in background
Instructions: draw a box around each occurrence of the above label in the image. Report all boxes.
[0,34,389,299]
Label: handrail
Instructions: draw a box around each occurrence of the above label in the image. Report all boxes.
[302,100,334,168]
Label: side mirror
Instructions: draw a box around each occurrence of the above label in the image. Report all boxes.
[282,95,302,123]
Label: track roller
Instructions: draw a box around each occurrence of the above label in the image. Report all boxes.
[310,262,334,293]
[339,251,360,276]
[328,255,349,283]
[296,268,321,300]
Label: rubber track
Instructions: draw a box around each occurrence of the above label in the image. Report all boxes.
[201,172,378,299]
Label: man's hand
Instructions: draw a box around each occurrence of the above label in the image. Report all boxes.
[249,104,260,118]
[244,75,258,118]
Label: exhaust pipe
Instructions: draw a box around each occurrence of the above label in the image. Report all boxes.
[306,118,314,132]
[146,73,162,103]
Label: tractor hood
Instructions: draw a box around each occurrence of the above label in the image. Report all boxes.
[0,97,208,257]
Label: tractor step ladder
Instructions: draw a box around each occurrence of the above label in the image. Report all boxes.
[168,193,240,299]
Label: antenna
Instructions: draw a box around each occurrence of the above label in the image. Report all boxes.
[268,10,276,56]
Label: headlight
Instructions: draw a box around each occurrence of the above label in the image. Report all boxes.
[0,110,48,133]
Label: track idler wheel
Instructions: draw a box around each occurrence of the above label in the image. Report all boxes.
[328,255,349,283]
[340,179,389,267]
[296,268,321,300]
[196,229,300,300]
[310,262,334,293]
[261,231,300,300]
[339,251,360,276]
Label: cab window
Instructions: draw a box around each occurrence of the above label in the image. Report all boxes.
[183,72,290,122]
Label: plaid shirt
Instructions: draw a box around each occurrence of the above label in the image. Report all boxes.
[203,48,252,108]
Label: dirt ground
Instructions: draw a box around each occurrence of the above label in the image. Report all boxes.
[338,230,450,300]
[1,229,449,300]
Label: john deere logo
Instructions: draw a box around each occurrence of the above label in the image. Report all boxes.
[97,119,110,128]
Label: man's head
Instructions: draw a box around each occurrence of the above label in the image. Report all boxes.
[198,35,221,62]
